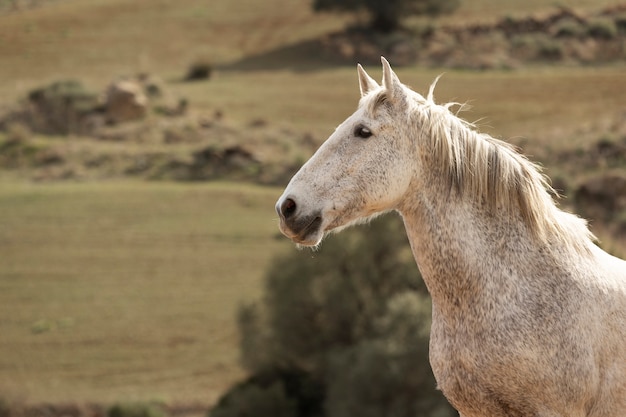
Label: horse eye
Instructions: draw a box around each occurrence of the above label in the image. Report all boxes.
[354,125,372,139]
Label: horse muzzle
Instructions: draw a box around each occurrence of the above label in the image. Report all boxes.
[276,196,324,246]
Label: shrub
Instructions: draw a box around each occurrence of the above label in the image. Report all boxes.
[108,403,167,417]
[214,215,455,417]
[325,292,453,417]
[259,215,424,369]
[313,0,459,33]
[537,38,563,60]
[185,60,213,81]
[26,79,100,135]
[615,13,626,33]
[512,34,562,61]
[0,124,46,169]
[587,18,618,39]
[0,398,10,417]
[553,19,586,38]
[209,368,323,417]
[28,79,98,113]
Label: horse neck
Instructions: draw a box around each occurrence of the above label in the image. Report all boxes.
[398,186,556,314]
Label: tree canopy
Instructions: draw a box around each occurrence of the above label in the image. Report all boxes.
[312,0,460,32]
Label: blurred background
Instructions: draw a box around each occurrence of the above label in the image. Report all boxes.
[0,1,624,417]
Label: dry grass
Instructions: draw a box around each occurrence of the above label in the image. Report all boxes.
[0,181,288,405]
[0,0,348,99]
[0,0,620,98]
[193,65,626,143]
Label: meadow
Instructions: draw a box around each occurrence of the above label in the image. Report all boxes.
[0,181,287,406]
[0,0,625,410]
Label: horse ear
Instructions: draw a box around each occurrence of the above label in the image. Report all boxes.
[381,56,403,101]
[357,64,379,97]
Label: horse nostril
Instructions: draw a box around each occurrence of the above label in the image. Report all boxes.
[280,198,297,219]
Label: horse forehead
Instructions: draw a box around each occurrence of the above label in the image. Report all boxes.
[352,104,376,121]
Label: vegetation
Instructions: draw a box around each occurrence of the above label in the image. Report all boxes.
[184,60,214,81]
[25,79,100,135]
[312,0,459,32]
[210,215,456,417]
[108,403,167,417]
[587,17,618,39]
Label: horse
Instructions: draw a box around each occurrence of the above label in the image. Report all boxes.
[275,57,626,417]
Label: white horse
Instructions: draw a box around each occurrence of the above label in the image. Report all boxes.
[275,58,626,417]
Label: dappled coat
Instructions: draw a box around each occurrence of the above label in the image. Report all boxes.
[276,58,626,417]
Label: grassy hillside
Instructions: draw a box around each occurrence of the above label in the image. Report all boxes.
[0,0,625,410]
[0,0,621,98]
[0,181,287,405]
[1,0,624,139]
[191,65,626,142]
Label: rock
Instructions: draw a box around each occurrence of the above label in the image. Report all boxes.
[104,80,148,124]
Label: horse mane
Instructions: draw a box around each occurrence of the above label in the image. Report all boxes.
[365,80,595,255]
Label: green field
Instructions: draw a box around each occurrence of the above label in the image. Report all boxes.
[1,0,625,410]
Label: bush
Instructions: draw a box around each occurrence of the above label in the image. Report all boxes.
[26,79,100,135]
[512,34,562,61]
[259,215,423,369]
[211,383,295,417]
[108,403,167,417]
[0,398,10,417]
[325,293,453,417]
[185,60,213,81]
[587,18,618,39]
[0,124,47,169]
[615,13,626,33]
[537,38,563,60]
[209,368,324,417]
[214,215,455,417]
[313,0,459,33]
[553,19,586,38]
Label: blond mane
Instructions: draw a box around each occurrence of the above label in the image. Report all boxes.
[365,80,594,255]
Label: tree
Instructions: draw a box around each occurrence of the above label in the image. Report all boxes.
[210,214,456,417]
[312,0,460,33]
[324,293,453,417]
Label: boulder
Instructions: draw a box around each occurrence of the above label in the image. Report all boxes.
[104,80,148,124]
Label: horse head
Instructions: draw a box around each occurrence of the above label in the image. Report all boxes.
[276,58,420,246]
